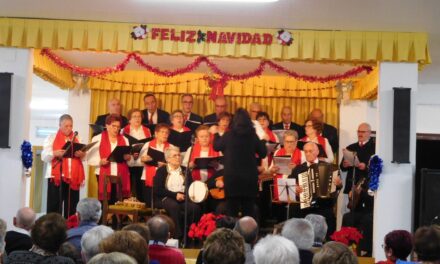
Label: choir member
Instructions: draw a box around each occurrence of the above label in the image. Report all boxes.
[141,93,170,128]
[256,111,279,172]
[271,106,305,139]
[181,94,202,132]
[214,108,267,219]
[308,108,338,153]
[153,146,201,239]
[139,123,174,208]
[93,98,128,136]
[170,110,191,133]
[123,108,152,202]
[248,102,266,140]
[41,114,85,217]
[87,114,131,203]
[203,96,227,125]
[300,119,334,163]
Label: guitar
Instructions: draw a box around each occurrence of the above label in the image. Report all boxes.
[347,177,366,210]
[209,176,225,200]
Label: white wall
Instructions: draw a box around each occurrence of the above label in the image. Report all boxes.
[416,84,440,134]
[0,48,33,227]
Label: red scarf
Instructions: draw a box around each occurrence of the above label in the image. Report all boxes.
[273,147,302,201]
[265,128,277,143]
[144,139,170,187]
[122,125,151,138]
[51,130,85,190]
[190,143,219,181]
[98,131,130,200]
[172,126,191,132]
[300,135,326,152]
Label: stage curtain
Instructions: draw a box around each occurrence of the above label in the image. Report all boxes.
[2,18,431,67]
[351,66,379,100]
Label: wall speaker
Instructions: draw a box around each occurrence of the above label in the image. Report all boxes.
[0,72,12,148]
[417,169,440,227]
[392,87,411,163]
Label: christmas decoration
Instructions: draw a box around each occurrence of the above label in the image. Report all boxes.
[197,30,206,43]
[131,25,148,40]
[21,140,33,177]
[188,213,224,240]
[368,155,383,194]
[276,29,293,46]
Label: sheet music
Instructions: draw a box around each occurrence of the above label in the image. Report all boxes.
[342,149,360,167]
[273,156,292,175]
[276,178,296,202]
[266,142,279,154]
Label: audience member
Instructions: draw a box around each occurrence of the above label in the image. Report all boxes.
[312,241,358,264]
[66,198,101,252]
[203,228,245,264]
[80,225,114,263]
[4,207,35,255]
[282,218,315,264]
[377,230,413,264]
[0,218,6,264]
[6,213,74,264]
[253,235,299,264]
[305,214,328,248]
[122,223,150,243]
[100,230,148,264]
[88,252,137,264]
[234,216,259,264]
[216,216,237,229]
[413,225,440,263]
[58,242,82,264]
[147,216,185,264]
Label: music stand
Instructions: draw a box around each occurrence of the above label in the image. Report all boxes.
[271,178,297,221]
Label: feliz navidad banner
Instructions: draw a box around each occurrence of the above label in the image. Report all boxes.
[131,24,294,46]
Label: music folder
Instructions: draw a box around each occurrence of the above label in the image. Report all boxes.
[266,141,279,153]
[108,146,131,163]
[123,134,153,154]
[202,121,218,127]
[272,130,287,145]
[194,156,221,169]
[89,123,105,135]
[145,147,166,166]
[168,130,193,152]
[273,155,292,175]
[185,119,201,132]
[342,149,360,167]
[61,141,98,158]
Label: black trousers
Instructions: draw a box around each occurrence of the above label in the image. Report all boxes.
[342,210,373,255]
[47,179,79,218]
[157,197,201,239]
[129,167,144,202]
[226,196,257,219]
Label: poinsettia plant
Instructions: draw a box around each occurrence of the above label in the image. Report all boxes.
[188,213,224,240]
[330,227,363,245]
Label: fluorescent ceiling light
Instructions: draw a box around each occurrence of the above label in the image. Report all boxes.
[146,0,279,2]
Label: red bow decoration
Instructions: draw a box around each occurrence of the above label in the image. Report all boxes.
[206,76,228,101]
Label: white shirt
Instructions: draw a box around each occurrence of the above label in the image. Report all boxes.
[87,134,129,176]
[147,111,158,124]
[137,141,176,180]
[127,125,148,140]
[252,120,266,140]
[41,134,84,179]
[165,165,185,193]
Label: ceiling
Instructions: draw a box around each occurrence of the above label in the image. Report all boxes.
[1,0,439,83]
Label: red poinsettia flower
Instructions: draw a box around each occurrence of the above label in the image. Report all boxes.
[66,214,79,229]
[330,227,363,245]
[188,213,224,240]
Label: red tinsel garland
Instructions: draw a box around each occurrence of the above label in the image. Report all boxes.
[40,48,373,83]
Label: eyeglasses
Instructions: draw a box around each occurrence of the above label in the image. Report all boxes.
[357,130,370,133]
[169,154,180,158]
[215,105,226,108]
[284,140,297,144]
[305,125,313,128]
[182,101,193,104]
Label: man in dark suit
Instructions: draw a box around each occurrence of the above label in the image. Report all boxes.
[142,93,170,129]
[309,108,338,153]
[290,142,342,237]
[341,122,375,256]
[271,106,305,138]
[4,207,35,255]
[93,98,128,136]
[203,96,227,125]
[181,93,202,132]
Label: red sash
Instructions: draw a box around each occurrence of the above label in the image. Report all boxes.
[51,130,85,190]
[190,143,219,181]
[98,131,130,200]
[122,125,151,138]
[300,135,327,152]
[265,128,277,143]
[273,147,302,201]
[144,139,170,187]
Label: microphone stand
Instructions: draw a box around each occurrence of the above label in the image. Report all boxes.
[182,135,196,248]
[350,151,357,227]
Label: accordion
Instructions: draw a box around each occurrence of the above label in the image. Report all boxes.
[298,163,339,209]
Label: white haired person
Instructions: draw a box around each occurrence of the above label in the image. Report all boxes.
[80,225,114,263]
[253,235,299,264]
[282,218,315,264]
[305,214,328,249]
[4,207,36,255]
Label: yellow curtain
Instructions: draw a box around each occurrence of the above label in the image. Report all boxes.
[351,66,379,100]
[2,18,431,67]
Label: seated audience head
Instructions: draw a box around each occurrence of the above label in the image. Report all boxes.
[312,241,358,264]
[253,234,299,264]
[414,225,440,262]
[216,216,237,230]
[234,216,258,245]
[214,96,227,116]
[59,114,73,136]
[144,93,158,112]
[31,213,67,254]
[127,108,143,127]
[283,130,299,152]
[305,118,323,137]
[122,223,150,243]
[249,102,263,120]
[195,125,211,147]
[357,122,372,142]
[256,112,270,130]
[170,109,185,129]
[305,214,328,244]
[308,108,324,123]
[304,142,320,163]
[203,228,245,264]
[154,123,170,143]
[108,98,122,115]
[281,106,293,124]
[382,230,413,262]
[0,218,6,256]
[81,225,114,263]
[232,108,254,135]
[181,94,194,114]
[281,218,314,250]
[147,216,170,243]
[14,207,36,231]
[156,214,176,239]
[76,198,102,223]
[88,252,137,264]
[100,230,148,264]
[58,241,82,263]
